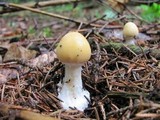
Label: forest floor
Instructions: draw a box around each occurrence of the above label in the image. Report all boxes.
[0,0,160,120]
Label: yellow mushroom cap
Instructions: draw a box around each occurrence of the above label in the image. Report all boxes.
[56,32,91,64]
[123,22,139,38]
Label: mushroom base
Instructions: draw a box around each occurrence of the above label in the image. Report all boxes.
[58,64,90,111]
[125,39,136,45]
[124,36,136,45]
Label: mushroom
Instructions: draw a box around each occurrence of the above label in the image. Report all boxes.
[123,22,139,45]
[56,31,91,111]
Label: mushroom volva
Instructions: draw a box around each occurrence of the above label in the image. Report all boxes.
[56,31,91,111]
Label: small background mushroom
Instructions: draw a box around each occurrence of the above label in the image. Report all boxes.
[123,22,139,45]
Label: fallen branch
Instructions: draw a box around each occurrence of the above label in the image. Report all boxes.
[106,101,160,118]
[0,2,125,28]
[0,0,85,14]
[100,42,160,60]
[107,91,146,99]
[0,103,59,120]
[5,3,81,24]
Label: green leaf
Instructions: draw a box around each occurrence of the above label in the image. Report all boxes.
[42,27,52,37]
[140,3,160,22]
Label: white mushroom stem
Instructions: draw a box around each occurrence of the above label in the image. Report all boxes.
[124,36,136,45]
[58,64,90,111]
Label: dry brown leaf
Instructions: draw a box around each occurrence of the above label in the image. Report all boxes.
[26,51,57,68]
[0,73,7,84]
[0,68,18,84]
[0,103,59,120]
[0,27,22,39]
[0,68,18,79]
[99,0,129,13]
[3,43,37,61]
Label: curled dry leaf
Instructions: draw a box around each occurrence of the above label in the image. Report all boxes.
[99,0,129,13]
[0,103,59,120]
[0,68,18,84]
[26,51,57,68]
[0,74,7,84]
[3,43,37,62]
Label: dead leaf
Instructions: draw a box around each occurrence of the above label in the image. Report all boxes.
[99,0,129,13]
[137,33,151,41]
[0,103,59,120]
[0,68,18,81]
[0,74,7,84]
[3,43,37,61]
[26,51,57,68]
[0,68,19,85]
[136,39,146,47]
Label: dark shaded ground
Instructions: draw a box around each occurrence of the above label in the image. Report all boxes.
[0,1,160,120]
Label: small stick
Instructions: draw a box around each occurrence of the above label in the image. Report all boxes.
[8,3,82,24]
[1,3,124,29]
[0,0,85,14]
[0,103,59,120]
[100,42,160,60]
[125,6,150,24]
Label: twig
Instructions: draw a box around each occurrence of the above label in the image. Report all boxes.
[7,3,82,24]
[122,43,137,57]
[98,102,106,120]
[98,15,126,33]
[130,0,159,4]
[0,0,85,14]
[81,14,106,29]
[1,84,5,101]
[106,104,139,117]
[0,103,59,120]
[0,3,125,29]
[107,91,146,99]
[125,6,150,24]
[100,42,160,60]
[94,107,100,120]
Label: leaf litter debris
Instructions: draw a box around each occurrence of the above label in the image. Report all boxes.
[0,1,160,120]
